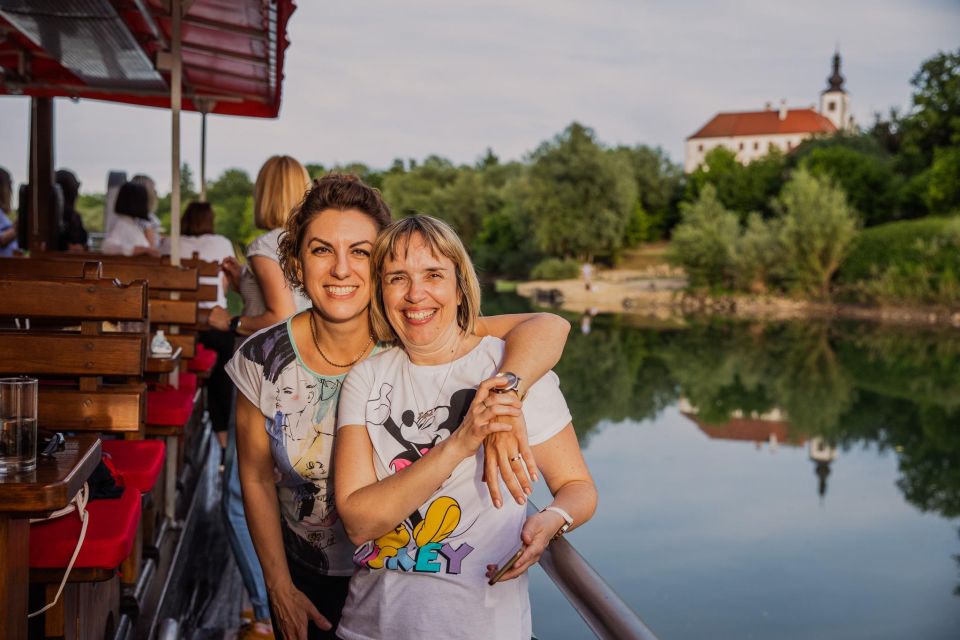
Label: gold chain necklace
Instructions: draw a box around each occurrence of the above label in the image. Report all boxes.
[308,311,373,369]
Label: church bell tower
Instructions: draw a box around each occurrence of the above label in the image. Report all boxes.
[819,50,852,131]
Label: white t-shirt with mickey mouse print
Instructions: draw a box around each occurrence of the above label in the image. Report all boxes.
[336,335,571,640]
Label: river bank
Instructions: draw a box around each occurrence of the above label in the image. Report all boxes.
[513,269,960,328]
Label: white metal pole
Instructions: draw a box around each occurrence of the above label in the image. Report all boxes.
[199,110,207,202]
[170,0,182,266]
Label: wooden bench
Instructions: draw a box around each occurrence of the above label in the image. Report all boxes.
[0,269,157,638]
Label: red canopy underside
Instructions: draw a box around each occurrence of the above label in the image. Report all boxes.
[0,0,295,118]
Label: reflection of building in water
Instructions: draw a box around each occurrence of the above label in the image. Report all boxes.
[808,437,838,503]
[679,398,840,501]
[678,398,803,451]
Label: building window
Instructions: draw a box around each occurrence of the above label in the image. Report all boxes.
[787,140,793,150]
[828,100,836,112]
[698,144,704,152]
[753,141,759,151]
[738,142,744,151]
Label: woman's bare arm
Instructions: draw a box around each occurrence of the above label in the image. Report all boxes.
[210,256,297,334]
[236,394,330,638]
[486,424,597,583]
[476,313,571,506]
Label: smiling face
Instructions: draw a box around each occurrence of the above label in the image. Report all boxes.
[299,208,379,324]
[381,233,462,356]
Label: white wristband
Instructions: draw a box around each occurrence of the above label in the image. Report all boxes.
[542,505,573,540]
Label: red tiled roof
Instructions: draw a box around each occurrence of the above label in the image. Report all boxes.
[688,108,837,140]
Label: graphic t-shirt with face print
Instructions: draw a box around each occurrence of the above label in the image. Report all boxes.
[226,317,382,575]
[335,336,572,640]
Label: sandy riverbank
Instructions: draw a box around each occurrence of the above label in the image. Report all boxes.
[514,269,960,328]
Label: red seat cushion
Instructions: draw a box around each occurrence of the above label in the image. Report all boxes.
[187,345,216,373]
[177,371,198,395]
[147,388,194,427]
[101,440,165,493]
[30,486,141,570]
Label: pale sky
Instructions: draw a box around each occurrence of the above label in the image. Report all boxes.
[1,0,958,195]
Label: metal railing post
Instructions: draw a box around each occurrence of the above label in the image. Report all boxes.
[537,531,659,640]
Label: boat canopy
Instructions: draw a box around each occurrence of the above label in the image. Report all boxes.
[0,0,295,118]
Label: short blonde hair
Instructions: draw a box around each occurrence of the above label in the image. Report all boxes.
[254,155,310,230]
[370,215,482,343]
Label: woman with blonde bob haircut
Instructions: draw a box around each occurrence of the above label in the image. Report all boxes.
[368,214,482,344]
[254,154,312,230]
[335,215,597,640]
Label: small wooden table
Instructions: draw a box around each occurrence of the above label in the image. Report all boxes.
[0,435,101,639]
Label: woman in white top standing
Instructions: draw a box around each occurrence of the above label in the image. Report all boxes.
[335,215,597,640]
[209,155,312,336]
[101,182,161,257]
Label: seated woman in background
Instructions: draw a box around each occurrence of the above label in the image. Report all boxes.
[0,167,18,257]
[335,215,597,640]
[101,181,160,257]
[161,201,237,445]
[55,169,89,252]
[131,174,164,250]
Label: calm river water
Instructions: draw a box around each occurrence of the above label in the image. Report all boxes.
[482,292,960,639]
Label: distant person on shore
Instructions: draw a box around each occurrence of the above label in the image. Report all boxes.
[55,169,89,252]
[0,167,18,257]
[581,261,593,291]
[101,181,161,257]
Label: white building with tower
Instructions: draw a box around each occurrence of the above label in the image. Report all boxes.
[684,52,854,173]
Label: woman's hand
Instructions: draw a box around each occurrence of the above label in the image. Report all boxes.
[221,256,242,291]
[268,582,331,640]
[483,410,539,508]
[207,305,231,332]
[484,509,566,583]
[447,375,519,459]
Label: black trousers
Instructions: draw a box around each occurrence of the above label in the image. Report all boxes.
[199,328,235,433]
[270,562,350,640]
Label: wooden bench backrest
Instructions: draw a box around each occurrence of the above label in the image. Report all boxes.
[29,252,199,292]
[0,272,148,434]
[13,255,203,357]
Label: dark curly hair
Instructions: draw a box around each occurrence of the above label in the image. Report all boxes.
[278,173,392,294]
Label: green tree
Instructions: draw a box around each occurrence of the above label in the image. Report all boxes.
[609,145,683,239]
[206,168,257,246]
[382,155,458,219]
[774,169,859,299]
[685,147,785,218]
[669,184,740,290]
[800,144,901,225]
[924,146,960,214]
[525,122,636,259]
[735,212,782,293]
[900,49,960,168]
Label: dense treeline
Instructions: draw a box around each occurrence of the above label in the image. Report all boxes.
[75,49,959,306]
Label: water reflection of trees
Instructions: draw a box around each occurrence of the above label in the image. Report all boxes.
[550,315,676,441]
[483,292,960,527]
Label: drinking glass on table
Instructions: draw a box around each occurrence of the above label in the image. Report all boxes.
[0,377,38,474]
